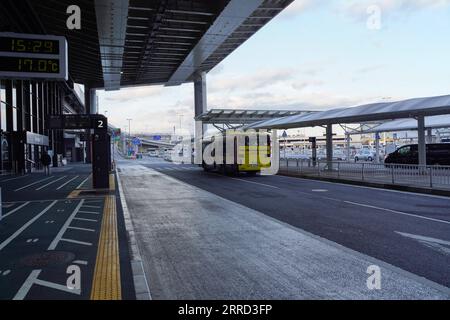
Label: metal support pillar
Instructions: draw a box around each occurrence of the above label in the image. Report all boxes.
[84,87,97,163]
[194,72,207,164]
[345,133,351,162]
[426,128,433,143]
[375,132,380,163]
[326,124,333,170]
[417,115,426,166]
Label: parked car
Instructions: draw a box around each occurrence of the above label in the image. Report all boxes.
[384,143,450,166]
[354,149,375,162]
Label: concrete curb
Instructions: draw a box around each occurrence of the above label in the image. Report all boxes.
[115,170,152,300]
[279,172,450,198]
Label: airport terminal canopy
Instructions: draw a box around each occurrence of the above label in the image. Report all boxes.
[246,94,450,130]
[0,0,294,90]
[196,109,310,125]
[359,115,450,134]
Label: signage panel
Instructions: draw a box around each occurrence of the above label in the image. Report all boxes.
[0,32,68,80]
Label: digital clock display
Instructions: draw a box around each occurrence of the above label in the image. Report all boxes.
[0,32,67,80]
[0,56,60,74]
[0,36,60,54]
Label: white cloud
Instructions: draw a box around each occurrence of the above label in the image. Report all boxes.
[209,68,297,93]
[101,86,164,103]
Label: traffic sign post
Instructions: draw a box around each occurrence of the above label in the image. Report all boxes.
[47,114,110,189]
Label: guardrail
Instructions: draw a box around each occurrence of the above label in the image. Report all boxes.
[279,158,450,190]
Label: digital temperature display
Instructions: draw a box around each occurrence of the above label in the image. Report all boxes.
[0,57,60,74]
[0,32,67,80]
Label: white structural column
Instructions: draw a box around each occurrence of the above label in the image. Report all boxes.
[194,72,207,135]
[417,115,426,166]
[194,72,207,164]
[326,124,333,170]
[345,133,351,162]
[426,129,433,143]
[375,132,380,163]
[90,89,98,114]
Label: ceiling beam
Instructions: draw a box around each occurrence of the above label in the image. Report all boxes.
[166,0,265,86]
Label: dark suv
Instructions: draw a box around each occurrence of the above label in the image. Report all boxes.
[384,143,450,166]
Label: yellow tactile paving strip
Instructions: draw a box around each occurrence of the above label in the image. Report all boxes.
[109,174,116,191]
[90,195,122,300]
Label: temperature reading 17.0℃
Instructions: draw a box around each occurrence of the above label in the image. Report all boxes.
[0,32,67,80]
[0,57,60,74]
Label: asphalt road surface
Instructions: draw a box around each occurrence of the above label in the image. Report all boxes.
[128,157,450,289]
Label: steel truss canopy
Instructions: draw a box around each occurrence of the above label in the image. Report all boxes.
[196,109,311,125]
[359,115,450,134]
[0,0,294,90]
[246,95,450,130]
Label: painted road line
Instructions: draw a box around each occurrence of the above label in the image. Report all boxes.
[2,202,30,219]
[83,205,101,209]
[36,176,67,190]
[76,175,91,189]
[34,278,81,295]
[78,211,101,215]
[14,268,81,299]
[13,270,42,300]
[56,175,80,190]
[0,201,58,251]
[73,260,88,265]
[60,238,93,246]
[14,176,54,191]
[74,217,98,222]
[343,200,450,225]
[47,200,85,250]
[229,177,280,189]
[0,175,29,183]
[90,195,121,300]
[67,226,96,232]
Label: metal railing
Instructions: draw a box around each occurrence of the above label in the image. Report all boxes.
[279,158,450,190]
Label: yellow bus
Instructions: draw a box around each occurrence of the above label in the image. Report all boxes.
[202,130,271,175]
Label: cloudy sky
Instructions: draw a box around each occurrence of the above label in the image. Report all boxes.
[97,0,450,135]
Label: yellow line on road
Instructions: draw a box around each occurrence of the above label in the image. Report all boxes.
[109,173,116,191]
[90,195,122,300]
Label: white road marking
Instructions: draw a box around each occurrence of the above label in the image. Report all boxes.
[0,201,58,251]
[343,200,450,225]
[67,226,96,232]
[73,217,97,222]
[36,176,67,190]
[276,174,450,201]
[14,176,54,191]
[0,175,29,183]
[56,175,80,190]
[82,205,101,209]
[34,278,81,295]
[14,269,81,299]
[73,260,88,265]
[47,200,85,250]
[312,189,328,192]
[76,176,91,189]
[2,202,30,219]
[229,177,280,189]
[60,238,92,246]
[13,270,42,300]
[78,210,100,215]
[396,231,450,246]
